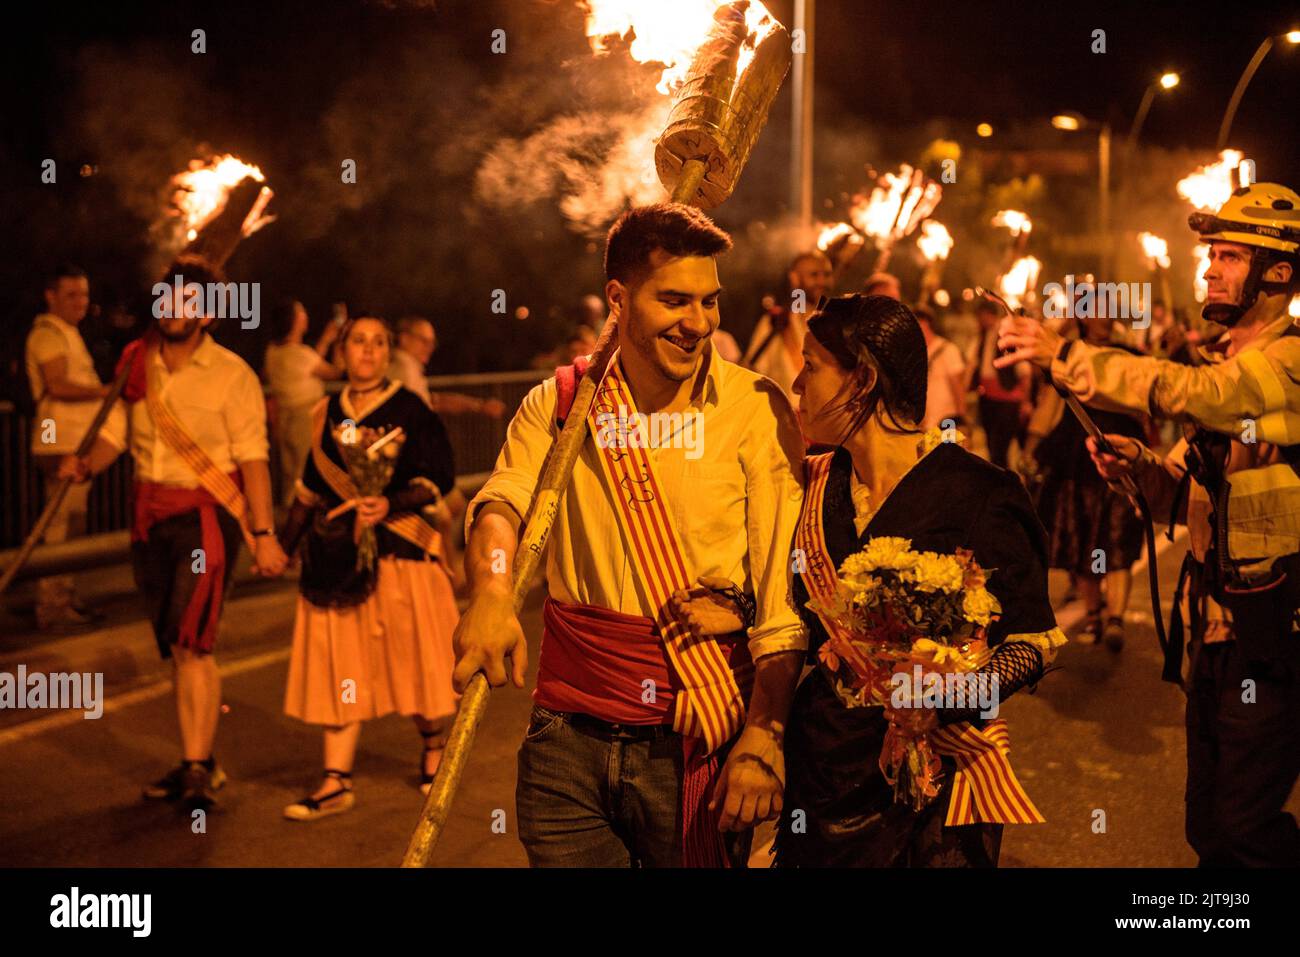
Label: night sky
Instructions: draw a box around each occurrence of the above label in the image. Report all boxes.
[3,0,1297,372]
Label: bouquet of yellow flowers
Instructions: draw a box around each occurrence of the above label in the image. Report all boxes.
[330,423,405,573]
[807,536,1001,811]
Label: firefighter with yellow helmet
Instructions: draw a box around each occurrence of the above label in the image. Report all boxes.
[998,181,1300,866]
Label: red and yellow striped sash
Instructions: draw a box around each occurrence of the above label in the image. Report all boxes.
[309,399,443,557]
[931,719,1045,825]
[797,452,1044,826]
[144,348,256,551]
[587,357,749,753]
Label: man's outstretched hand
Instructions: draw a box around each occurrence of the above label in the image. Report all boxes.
[995,314,1062,371]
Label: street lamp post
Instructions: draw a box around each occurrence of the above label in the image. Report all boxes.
[790,0,815,240]
[1218,31,1300,149]
[1124,72,1180,162]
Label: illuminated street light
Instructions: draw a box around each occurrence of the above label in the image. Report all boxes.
[1051,114,1080,131]
[1218,32,1300,148]
[1125,70,1181,158]
[976,122,993,137]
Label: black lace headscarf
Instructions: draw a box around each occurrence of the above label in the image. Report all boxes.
[806,294,928,445]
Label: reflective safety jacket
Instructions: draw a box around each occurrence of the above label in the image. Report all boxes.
[1050,306,1300,638]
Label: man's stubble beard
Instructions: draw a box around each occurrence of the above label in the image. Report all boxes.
[157,315,204,343]
[624,301,699,385]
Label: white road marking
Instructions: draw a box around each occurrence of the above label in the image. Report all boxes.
[0,646,290,747]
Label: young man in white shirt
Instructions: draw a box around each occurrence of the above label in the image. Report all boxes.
[62,258,288,808]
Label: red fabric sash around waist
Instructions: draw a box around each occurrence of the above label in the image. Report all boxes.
[536,596,677,722]
[537,596,749,867]
[133,474,242,655]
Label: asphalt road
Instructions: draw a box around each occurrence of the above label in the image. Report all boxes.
[1,529,1296,867]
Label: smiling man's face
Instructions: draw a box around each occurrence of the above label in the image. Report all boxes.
[614,250,720,383]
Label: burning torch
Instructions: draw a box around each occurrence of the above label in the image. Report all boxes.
[0,154,274,600]
[401,0,792,867]
[852,164,942,274]
[915,219,953,305]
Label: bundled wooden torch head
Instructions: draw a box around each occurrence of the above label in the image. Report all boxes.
[655,1,791,207]
[171,155,275,270]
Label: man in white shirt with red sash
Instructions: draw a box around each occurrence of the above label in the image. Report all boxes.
[455,204,807,867]
[61,258,288,809]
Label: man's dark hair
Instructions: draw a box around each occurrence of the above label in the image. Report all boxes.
[163,255,227,289]
[45,263,87,291]
[604,203,732,285]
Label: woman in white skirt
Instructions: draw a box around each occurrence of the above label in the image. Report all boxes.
[278,315,459,821]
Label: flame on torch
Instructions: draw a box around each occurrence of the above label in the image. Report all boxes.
[997,256,1042,310]
[917,220,954,262]
[582,0,779,96]
[850,165,942,245]
[1193,243,1211,302]
[816,221,862,252]
[1139,231,1171,270]
[991,209,1033,238]
[172,154,270,242]
[1177,150,1249,211]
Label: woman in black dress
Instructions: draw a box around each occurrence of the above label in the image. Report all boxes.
[774,295,1066,867]
[277,316,461,821]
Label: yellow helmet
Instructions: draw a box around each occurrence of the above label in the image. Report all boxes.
[1189,182,1300,255]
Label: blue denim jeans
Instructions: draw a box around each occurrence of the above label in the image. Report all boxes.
[516,705,748,867]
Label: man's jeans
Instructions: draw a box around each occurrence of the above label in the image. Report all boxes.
[516,704,748,867]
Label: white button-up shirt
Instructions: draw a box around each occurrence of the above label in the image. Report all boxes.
[101,334,269,487]
[469,346,808,660]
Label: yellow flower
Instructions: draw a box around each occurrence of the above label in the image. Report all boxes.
[907,552,965,592]
[842,537,918,577]
[911,638,968,668]
[962,586,1001,625]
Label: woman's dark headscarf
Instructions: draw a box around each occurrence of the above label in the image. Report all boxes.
[807,294,928,443]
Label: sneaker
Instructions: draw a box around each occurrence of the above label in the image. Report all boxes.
[143,760,227,801]
[283,770,355,822]
[1103,615,1125,652]
[179,763,223,810]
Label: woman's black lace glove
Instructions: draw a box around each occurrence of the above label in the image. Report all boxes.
[936,641,1044,727]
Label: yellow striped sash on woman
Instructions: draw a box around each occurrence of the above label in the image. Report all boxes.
[308,399,443,557]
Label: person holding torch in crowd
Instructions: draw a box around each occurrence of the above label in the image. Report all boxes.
[996,182,1300,867]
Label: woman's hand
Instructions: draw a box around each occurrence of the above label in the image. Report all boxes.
[355,495,390,528]
[711,721,786,831]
